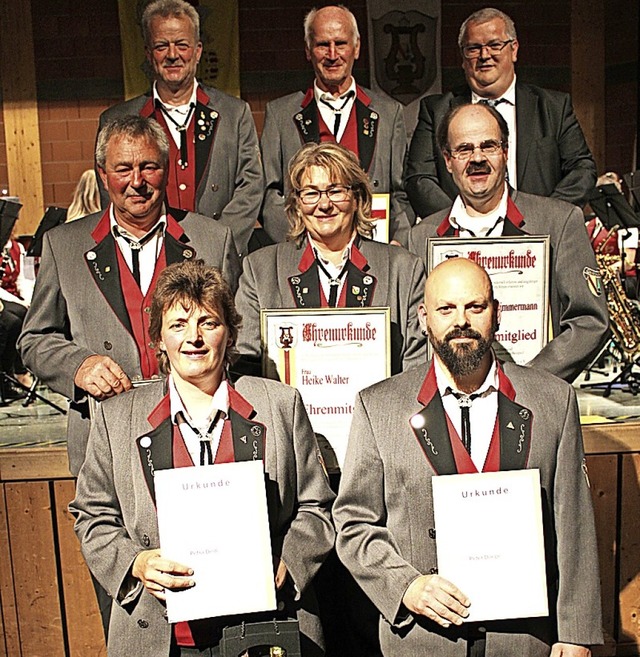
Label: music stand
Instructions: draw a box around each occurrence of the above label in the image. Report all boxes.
[623,170,640,209]
[26,206,67,257]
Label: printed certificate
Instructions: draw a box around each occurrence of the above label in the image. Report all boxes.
[155,461,276,623]
[432,469,548,622]
[261,307,391,467]
[428,237,550,366]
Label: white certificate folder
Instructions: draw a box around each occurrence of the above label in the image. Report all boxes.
[155,461,277,623]
[432,469,548,622]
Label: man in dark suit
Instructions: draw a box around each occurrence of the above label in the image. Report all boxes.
[19,116,240,478]
[407,102,608,383]
[334,256,603,657]
[260,5,412,245]
[98,0,263,255]
[404,7,596,218]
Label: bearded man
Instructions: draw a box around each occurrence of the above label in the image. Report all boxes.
[334,257,603,657]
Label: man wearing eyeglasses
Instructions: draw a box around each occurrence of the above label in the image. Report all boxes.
[404,7,596,218]
[407,102,609,383]
[260,5,413,245]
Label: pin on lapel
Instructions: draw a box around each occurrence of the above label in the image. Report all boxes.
[140,436,152,448]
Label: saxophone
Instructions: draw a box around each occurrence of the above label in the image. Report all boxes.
[595,230,640,356]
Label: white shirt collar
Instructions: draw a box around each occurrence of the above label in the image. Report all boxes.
[153,79,198,113]
[471,74,517,105]
[169,375,229,429]
[314,77,356,103]
[109,207,167,242]
[449,185,509,237]
[434,353,498,399]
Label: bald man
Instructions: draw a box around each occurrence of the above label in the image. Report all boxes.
[334,258,602,657]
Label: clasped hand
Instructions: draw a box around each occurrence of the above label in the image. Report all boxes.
[402,574,470,628]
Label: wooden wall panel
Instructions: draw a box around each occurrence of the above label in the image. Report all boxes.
[619,454,640,652]
[5,482,65,657]
[0,485,20,657]
[588,454,619,648]
[53,481,106,657]
[0,0,44,235]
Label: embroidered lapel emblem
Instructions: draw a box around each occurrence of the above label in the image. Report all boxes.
[583,266,604,297]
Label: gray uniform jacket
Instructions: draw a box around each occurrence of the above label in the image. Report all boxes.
[260,85,413,245]
[407,190,609,382]
[404,82,597,218]
[235,237,427,375]
[98,84,264,255]
[18,208,241,475]
[334,359,603,657]
[70,377,335,657]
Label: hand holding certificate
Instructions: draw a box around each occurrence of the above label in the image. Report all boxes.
[431,469,548,623]
[155,461,277,623]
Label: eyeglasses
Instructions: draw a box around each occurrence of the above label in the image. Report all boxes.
[447,140,505,160]
[297,185,352,205]
[461,39,514,60]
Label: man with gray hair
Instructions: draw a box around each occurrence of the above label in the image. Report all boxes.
[404,7,596,218]
[260,4,413,245]
[20,116,240,479]
[97,0,263,255]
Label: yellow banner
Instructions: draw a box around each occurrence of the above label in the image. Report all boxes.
[117,1,240,100]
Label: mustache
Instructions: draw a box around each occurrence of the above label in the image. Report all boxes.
[445,327,483,342]
[465,161,491,175]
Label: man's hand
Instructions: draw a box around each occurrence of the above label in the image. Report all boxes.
[550,643,591,657]
[402,574,470,628]
[132,549,195,601]
[274,558,288,590]
[74,355,132,400]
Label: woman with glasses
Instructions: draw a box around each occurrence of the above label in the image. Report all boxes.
[235,142,426,378]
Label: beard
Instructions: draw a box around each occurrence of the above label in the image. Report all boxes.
[428,325,495,378]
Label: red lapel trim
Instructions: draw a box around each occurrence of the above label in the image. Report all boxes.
[496,361,517,401]
[417,360,438,406]
[228,384,255,419]
[91,209,112,242]
[301,88,314,108]
[196,85,210,105]
[298,240,316,273]
[140,96,155,118]
[350,241,368,270]
[504,195,524,229]
[165,211,186,241]
[444,413,478,474]
[355,84,371,106]
[483,420,501,472]
[147,392,171,429]
[436,212,456,237]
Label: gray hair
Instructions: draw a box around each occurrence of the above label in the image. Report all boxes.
[458,8,517,49]
[141,0,200,46]
[95,116,170,170]
[304,5,360,50]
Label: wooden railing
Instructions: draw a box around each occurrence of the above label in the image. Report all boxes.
[0,423,639,656]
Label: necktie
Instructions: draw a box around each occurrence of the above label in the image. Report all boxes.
[319,91,355,136]
[158,102,195,168]
[478,98,506,109]
[451,391,480,454]
[316,257,350,307]
[115,224,161,287]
